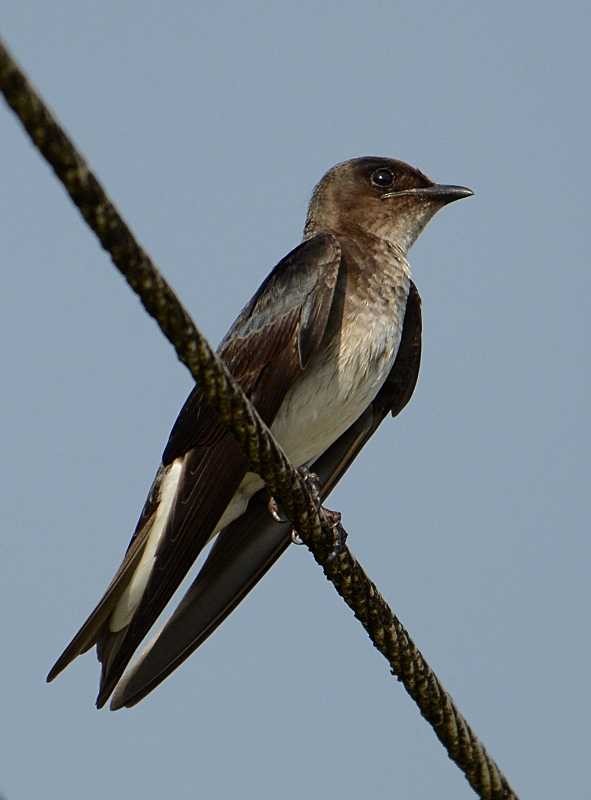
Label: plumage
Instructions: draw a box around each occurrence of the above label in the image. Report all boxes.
[110,282,423,709]
[47,157,472,708]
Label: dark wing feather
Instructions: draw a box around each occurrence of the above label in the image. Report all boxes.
[89,233,341,706]
[110,283,422,709]
[162,233,341,463]
[48,233,340,695]
[46,467,167,682]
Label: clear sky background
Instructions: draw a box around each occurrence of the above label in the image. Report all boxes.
[1,3,589,798]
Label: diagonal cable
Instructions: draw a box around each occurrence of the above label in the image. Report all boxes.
[0,39,518,800]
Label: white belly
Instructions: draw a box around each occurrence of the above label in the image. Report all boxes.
[219,305,407,528]
[272,327,400,465]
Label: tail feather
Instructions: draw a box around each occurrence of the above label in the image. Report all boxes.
[46,465,175,683]
[46,524,153,683]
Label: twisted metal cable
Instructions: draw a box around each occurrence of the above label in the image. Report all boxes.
[0,39,518,800]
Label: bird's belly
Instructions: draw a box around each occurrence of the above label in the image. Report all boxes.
[272,320,403,466]
[217,311,406,531]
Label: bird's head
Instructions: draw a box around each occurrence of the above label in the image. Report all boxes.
[304,157,473,254]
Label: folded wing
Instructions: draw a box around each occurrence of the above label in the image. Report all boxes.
[47,234,342,707]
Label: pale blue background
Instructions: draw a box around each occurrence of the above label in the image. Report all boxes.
[1,3,589,798]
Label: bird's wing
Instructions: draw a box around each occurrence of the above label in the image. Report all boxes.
[110,283,422,709]
[47,233,342,705]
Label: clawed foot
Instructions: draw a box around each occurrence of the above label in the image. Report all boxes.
[268,467,347,558]
[292,497,346,560]
[291,466,323,544]
[298,466,322,505]
[267,466,321,527]
[267,495,287,523]
[321,508,347,561]
[321,507,342,529]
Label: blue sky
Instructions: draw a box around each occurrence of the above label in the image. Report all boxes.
[1,3,589,798]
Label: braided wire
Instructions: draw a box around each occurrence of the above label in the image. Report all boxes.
[0,39,518,799]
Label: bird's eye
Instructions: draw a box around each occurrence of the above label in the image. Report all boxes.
[371,168,395,188]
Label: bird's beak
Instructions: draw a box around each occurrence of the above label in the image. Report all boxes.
[382,184,474,203]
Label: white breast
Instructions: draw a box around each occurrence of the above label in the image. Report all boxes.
[271,296,407,467]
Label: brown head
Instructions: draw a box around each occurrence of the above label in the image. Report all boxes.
[304,157,473,254]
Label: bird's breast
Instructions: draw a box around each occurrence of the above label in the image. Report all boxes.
[272,267,410,467]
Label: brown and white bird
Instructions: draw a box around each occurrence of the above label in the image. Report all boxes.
[47,156,472,709]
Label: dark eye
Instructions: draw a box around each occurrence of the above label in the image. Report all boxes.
[371,167,395,188]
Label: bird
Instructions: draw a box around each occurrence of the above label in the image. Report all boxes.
[110,279,424,709]
[47,156,472,709]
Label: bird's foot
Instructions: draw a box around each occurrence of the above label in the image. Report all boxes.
[291,503,345,560]
[267,495,287,523]
[321,509,347,561]
[267,496,305,543]
[291,529,305,545]
[321,507,342,529]
[297,466,322,505]
[269,467,345,558]
[290,466,322,544]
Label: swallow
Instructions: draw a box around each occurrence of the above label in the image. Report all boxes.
[47,157,472,708]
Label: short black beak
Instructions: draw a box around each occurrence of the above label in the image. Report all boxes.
[424,184,474,202]
[382,184,474,202]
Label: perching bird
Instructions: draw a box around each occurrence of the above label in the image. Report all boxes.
[47,156,472,708]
